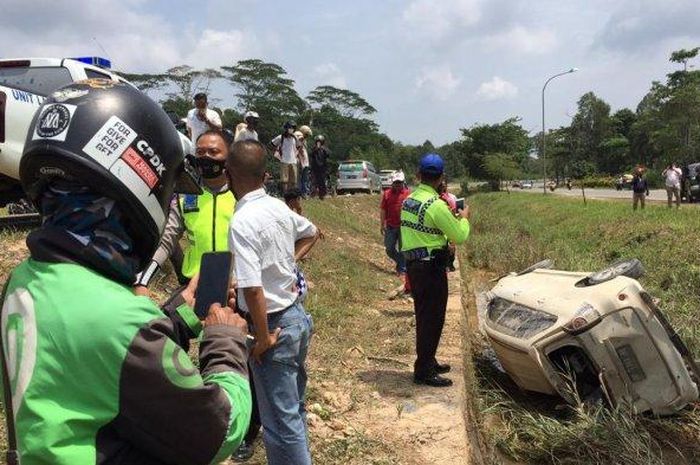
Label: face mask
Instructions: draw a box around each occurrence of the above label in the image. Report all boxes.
[287,128,294,135]
[197,157,226,179]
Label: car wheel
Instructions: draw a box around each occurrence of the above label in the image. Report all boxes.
[586,259,645,285]
[516,259,554,275]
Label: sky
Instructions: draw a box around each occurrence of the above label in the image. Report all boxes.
[3,0,700,145]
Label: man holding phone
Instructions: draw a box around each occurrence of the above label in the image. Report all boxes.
[2,82,251,464]
[400,153,471,388]
[226,140,320,465]
[186,93,222,143]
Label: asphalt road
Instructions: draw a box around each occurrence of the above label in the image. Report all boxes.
[520,183,677,204]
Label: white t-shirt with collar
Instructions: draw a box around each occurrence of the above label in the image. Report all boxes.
[229,188,317,314]
[186,108,222,143]
[271,134,301,164]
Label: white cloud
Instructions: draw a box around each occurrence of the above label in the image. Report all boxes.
[476,76,518,100]
[490,27,557,54]
[415,66,461,100]
[184,29,258,68]
[312,63,348,88]
[402,0,481,39]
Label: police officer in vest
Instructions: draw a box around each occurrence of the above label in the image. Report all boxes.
[400,153,470,387]
[134,129,236,291]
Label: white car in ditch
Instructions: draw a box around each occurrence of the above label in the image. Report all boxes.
[483,259,699,416]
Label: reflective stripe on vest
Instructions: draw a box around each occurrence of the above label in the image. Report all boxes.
[179,190,235,278]
[401,196,442,235]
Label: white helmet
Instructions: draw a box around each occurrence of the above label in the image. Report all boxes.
[299,125,313,137]
[392,171,405,183]
[244,110,259,121]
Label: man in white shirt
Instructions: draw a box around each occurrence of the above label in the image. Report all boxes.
[186,93,222,143]
[226,140,319,465]
[662,162,683,208]
[270,121,302,192]
[234,111,260,142]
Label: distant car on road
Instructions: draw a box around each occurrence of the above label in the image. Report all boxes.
[615,174,634,190]
[336,160,381,195]
[485,259,699,416]
[379,169,398,190]
[521,180,533,189]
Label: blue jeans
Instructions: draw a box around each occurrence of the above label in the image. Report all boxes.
[250,304,313,465]
[300,167,311,196]
[384,226,406,273]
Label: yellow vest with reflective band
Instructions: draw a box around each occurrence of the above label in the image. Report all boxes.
[179,189,236,278]
[400,183,470,255]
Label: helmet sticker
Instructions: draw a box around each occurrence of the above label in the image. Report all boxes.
[77,78,115,89]
[82,115,137,170]
[122,147,158,189]
[51,88,88,103]
[32,103,77,142]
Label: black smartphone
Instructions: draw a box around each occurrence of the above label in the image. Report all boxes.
[194,252,233,319]
[456,197,465,210]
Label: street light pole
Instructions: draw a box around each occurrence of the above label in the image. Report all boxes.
[542,68,578,194]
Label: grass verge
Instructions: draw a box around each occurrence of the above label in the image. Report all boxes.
[464,192,700,465]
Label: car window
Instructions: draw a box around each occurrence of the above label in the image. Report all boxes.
[368,163,376,173]
[339,162,364,172]
[0,66,72,96]
[85,69,111,80]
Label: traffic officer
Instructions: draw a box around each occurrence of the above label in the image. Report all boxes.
[400,153,470,387]
[2,80,251,464]
[134,129,236,291]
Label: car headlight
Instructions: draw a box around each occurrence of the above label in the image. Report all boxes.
[563,303,602,334]
[487,297,558,339]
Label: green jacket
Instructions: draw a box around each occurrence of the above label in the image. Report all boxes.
[180,190,236,278]
[1,259,251,465]
[400,183,470,255]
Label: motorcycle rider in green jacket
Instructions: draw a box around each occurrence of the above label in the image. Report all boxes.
[1,80,251,465]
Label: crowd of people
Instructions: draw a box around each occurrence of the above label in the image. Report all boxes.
[188,93,331,201]
[0,85,473,465]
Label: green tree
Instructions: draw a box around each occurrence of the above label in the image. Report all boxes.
[482,153,522,190]
[307,85,376,118]
[221,59,307,142]
[569,92,613,172]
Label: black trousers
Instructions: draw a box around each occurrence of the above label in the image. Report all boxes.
[311,168,327,199]
[407,260,448,378]
[243,362,262,444]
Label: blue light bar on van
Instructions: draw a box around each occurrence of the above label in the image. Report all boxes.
[69,56,112,69]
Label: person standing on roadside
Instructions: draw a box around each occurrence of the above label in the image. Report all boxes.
[380,171,410,281]
[186,93,222,143]
[226,140,320,465]
[297,125,313,197]
[134,130,235,293]
[632,168,649,211]
[400,154,471,388]
[235,111,260,142]
[271,121,302,192]
[310,135,330,200]
[662,162,682,208]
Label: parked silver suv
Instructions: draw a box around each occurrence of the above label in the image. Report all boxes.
[336,160,381,194]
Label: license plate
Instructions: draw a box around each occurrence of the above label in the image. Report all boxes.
[346,175,357,179]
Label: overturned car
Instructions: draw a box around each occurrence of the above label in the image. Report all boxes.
[483,259,700,416]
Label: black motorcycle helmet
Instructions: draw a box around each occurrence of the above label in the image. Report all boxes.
[283,120,297,131]
[21,79,201,265]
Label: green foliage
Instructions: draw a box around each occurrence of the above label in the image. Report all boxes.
[482,153,521,187]
[467,192,700,464]
[307,85,376,118]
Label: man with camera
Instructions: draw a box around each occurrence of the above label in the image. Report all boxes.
[400,154,471,387]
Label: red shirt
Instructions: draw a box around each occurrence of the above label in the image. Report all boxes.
[381,187,410,228]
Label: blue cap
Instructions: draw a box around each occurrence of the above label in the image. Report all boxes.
[419,153,444,175]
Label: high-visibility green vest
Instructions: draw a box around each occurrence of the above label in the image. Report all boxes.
[179,189,236,278]
[400,183,470,255]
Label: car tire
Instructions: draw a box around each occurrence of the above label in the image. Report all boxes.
[586,259,645,285]
[516,259,554,275]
